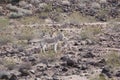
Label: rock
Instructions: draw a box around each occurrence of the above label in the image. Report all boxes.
[0,6,3,16]
[0,6,2,11]
[96,59,106,67]
[28,56,37,62]
[61,0,70,5]
[91,2,101,9]
[86,39,93,45]
[115,71,120,77]
[18,62,31,76]
[102,66,112,78]
[19,1,27,8]
[45,18,53,24]
[38,3,47,8]
[81,64,88,70]
[9,74,18,80]
[30,0,40,5]
[81,40,87,45]
[0,71,10,79]
[62,67,68,72]
[95,14,107,22]
[99,0,107,4]
[19,68,30,76]
[6,4,18,11]
[66,58,77,67]
[29,70,35,74]
[83,52,95,58]
[18,8,32,16]
[36,63,47,71]
[74,42,79,46]
[7,4,32,17]
[9,12,23,18]
[35,78,41,80]
[24,4,33,10]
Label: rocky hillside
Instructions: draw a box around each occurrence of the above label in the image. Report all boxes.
[0,0,120,22]
[0,0,120,80]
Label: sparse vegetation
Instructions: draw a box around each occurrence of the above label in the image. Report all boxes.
[0,33,14,45]
[0,0,120,80]
[105,51,120,68]
[91,74,106,80]
[0,18,9,30]
[15,27,35,41]
[1,57,22,70]
[80,26,102,40]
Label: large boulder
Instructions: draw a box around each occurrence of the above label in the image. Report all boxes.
[18,8,32,16]
[6,4,18,12]
[19,1,27,8]
[61,0,70,6]
[91,2,101,9]
[9,12,23,18]
[0,70,10,79]
[7,4,32,18]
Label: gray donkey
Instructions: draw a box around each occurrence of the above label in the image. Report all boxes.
[40,31,66,53]
[30,31,66,53]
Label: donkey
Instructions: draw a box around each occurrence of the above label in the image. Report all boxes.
[39,31,65,53]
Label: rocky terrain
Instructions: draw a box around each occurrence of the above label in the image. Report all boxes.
[0,0,120,22]
[0,0,120,80]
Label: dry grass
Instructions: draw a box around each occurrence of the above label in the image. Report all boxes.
[90,74,106,80]
[0,32,14,45]
[105,51,120,68]
[80,26,102,41]
[1,57,22,70]
[68,11,96,23]
[19,16,44,25]
[15,27,36,40]
[0,17,9,30]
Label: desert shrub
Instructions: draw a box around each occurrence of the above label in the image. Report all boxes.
[95,14,108,21]
[0,18,9,30]
[15,27,35,41]
[108,8,119,18]
[1,57,22,70]
[112,24,120,32]
[39,12,49,19]
[90,74,106,80]
[43,4,52,12]
[0,33,13,45]
[80,26,102,40]
[105,51,120,68]
[109,22,120,32]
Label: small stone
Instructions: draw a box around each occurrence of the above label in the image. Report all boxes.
[83,52,95,58]
[9,74,18,80]
[81,41,87,45]
[19,68,30,76]
[66,58,77,67]
[115,71,120,77]
[62,67,68,72]
[0,71,10,79]
[35,78,41,80]
[29,70,35,74]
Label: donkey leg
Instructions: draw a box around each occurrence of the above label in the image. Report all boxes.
[43,44,47,53]
[54,43,58,53]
